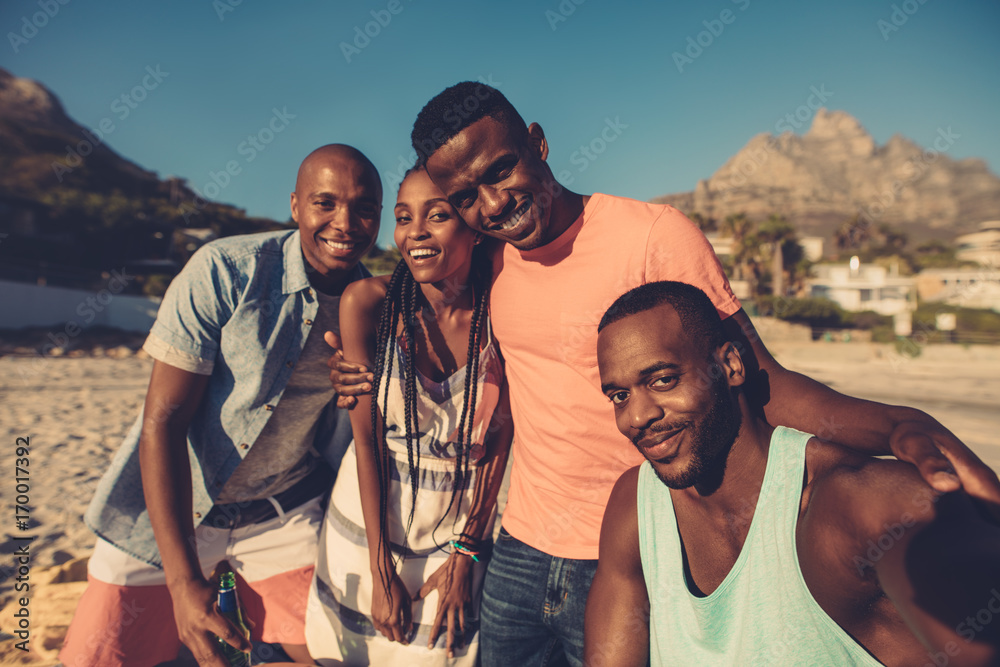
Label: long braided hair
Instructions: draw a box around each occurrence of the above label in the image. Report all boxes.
[368,226,492,587]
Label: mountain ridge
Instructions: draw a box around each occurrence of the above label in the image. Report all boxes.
[653,109,1000,242]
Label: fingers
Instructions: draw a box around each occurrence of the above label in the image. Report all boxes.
[330,371,371,397]
[947,451,1000,522]
[414,578,432,602]
[336,394,358,410]
[402,595,413,641]
[428,598,446,649]
[895,432,960,493]
[445,606,456,658]
[190,627,238,667]
[217,617,251,652]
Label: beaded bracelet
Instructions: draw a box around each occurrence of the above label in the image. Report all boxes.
[449,540,480,562]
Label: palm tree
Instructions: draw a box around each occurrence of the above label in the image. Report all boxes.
[721,213,755,283]
[689,212,718,234]
[835,214,870,258]
[756,215,797,297]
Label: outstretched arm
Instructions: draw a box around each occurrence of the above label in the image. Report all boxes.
[821,455,1000,665]
[584,467,649,667]
[724,309,1000,516]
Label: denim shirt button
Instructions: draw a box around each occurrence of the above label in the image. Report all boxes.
[240,443,250,450]
[286,361,294,368]
[265,405,274,411]
[194,512,202,518]
[304,319,314,326]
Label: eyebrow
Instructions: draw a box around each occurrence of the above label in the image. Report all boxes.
[394,197,449,210]
[601,360,681,394]
[449,152,519,190]
[310,191,379,204]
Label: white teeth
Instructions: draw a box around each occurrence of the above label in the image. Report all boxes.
[409,248,440,258]
[324,239,356,250]
[500,201,530,231]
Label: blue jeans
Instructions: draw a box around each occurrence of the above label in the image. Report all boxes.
[480,527,598,667]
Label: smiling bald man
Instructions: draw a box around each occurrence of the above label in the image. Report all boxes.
[61,144,381,667]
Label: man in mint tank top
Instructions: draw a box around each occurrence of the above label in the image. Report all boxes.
[585,281,1000,666]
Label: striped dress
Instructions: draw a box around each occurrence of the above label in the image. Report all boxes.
[305,324,503,666]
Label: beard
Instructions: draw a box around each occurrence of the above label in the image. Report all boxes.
[649,379,742,491]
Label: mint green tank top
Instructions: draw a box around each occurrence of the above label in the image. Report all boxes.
[637,426,883,666]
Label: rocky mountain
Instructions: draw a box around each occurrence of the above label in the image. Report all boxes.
[0,68,285,291]
[654,109,1000,242]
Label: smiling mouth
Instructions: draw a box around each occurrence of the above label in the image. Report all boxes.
[408,247,441,260]
[321,238,362,252]
[637,427,686,461]
[492,197,532,234]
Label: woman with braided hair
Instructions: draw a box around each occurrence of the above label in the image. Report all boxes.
[303,168,513,666]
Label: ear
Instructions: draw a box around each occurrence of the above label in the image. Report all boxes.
[290,192,300,225]
[527,122,549,161]
[473,233,484,246]
[717,342,746,388]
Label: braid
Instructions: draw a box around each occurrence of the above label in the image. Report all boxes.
[370,261,407,588]
[400,270,421,545]
[435,248,491,538]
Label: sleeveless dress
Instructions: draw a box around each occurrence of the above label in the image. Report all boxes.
[305,322,503,666]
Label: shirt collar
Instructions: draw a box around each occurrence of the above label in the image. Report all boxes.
[282,229,311,294]
[281,228,373,295]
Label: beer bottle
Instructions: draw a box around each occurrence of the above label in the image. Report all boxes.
[217,571,252,667]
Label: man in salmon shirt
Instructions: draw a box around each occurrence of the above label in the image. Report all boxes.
[330,82,1000,667]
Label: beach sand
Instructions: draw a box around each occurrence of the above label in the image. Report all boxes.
[1,343,998,664]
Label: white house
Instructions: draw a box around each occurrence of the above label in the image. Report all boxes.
[956,221,1000,266]
[808,259,916,315]
[916,267,1000,312]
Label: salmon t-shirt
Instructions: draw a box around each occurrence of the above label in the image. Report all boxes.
[491,193,741,559]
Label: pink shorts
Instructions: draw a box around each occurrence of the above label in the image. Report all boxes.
[60,496,322,667]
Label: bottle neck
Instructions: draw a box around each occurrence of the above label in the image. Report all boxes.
[218,588,239,613]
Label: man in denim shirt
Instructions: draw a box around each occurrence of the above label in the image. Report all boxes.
[60,144,382,667]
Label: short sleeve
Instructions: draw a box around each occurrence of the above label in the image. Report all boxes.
[147,243,237,374]
[644,207,741,319]
[142,332,215,375]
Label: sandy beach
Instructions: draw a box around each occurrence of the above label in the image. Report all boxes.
[1,341,998,664]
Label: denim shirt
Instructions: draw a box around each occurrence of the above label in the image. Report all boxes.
[84,229,366,567]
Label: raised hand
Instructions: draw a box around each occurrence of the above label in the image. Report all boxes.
[890,419,1000,521]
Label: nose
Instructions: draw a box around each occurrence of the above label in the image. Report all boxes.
[479,184,511,220]
[328,205,355,234]
[406,215,431,240]
[628,391,664,433]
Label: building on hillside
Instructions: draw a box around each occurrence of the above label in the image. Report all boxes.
[955,221,1000,266]
[808,259,916,315]
[916,267,1000,312]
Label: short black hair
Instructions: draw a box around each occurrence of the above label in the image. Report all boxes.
[411,82,528,165]
[598,281,728,353]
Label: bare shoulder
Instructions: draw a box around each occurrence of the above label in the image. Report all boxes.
[803,437,949,544]
[341,275,390,314]
[608,465,642,518]
[600,465,643,565]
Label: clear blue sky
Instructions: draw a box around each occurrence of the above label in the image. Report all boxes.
[2,0,998,247]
